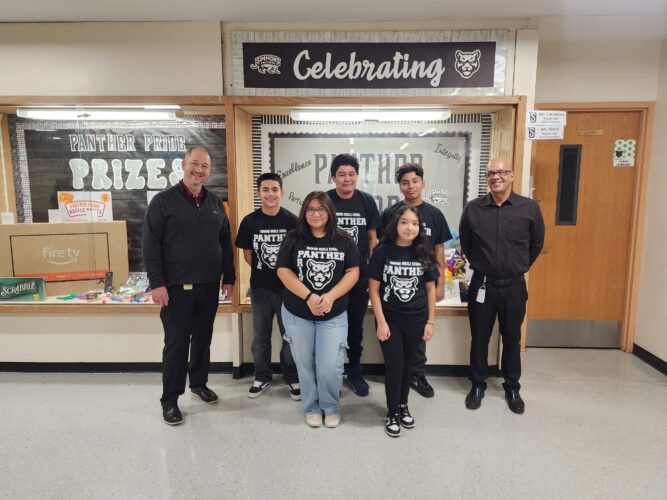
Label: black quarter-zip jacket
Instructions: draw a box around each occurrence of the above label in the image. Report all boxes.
[142,183,236,289]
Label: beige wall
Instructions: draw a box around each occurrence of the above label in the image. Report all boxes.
[0,313,237,362]
[535,40,661,103]
[635,39,667,361]
[0,22,223,96]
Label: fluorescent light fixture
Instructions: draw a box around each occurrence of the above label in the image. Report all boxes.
[16,106,181,121]
[290,107,450,122]
[418,127,438,137]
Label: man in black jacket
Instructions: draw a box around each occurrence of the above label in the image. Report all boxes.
[143,146,236,425]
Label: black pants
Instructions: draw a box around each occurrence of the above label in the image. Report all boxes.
[250,288,298,384]
[467,276,527,391]
[379,311,426,414]
[160,283,220,404]
[346,280,368,366]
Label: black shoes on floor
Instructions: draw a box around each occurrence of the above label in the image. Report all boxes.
[161,403,183,425]
[505,389,525,414]
[410,374,434,398]
[191,385,219,404]
[465,385,525,414]
[465,386,485,410]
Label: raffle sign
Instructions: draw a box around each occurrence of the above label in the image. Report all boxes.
[10,117,227,271]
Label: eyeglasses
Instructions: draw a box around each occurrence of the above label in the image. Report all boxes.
[305,207,327,215]
[486,169,513,178]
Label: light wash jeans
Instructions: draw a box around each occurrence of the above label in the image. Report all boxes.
[281,305,348,416]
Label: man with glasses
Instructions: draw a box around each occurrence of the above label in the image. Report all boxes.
[459,157,544,414]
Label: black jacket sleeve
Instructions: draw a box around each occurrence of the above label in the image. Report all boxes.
[529,202,545,267]
[142,197,166,289]
[219,209,236,285]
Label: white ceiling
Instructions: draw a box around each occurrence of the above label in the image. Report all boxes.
[1,1,666,40]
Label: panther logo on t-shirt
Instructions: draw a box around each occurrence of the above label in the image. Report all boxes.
[389,276,418,302]
[259,242,280,269]
[341,226,358,244]
[306,260,336,290]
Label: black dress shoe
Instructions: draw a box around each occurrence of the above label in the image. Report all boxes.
[162,403,183,425]
[465,386,485,410]
[505,389,525,414]
[410,375,434,398]
[191,385,218,404]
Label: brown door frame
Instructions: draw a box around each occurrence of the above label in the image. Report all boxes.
[531,102,655,352]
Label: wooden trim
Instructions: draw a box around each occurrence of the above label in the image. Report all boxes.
[0,304,236,314]
[535,102,655,353]
[227,95,523,106]
[0,114,17,214]
[224,102,240,306]
[621,104,654,352]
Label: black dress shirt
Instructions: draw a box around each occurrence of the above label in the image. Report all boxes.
[459,191,545,279]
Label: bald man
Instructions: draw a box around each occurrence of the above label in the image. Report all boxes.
[459,157,544,414]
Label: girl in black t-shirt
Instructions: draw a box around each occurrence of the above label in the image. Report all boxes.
[277,191,360,429]
[369,206,438,437]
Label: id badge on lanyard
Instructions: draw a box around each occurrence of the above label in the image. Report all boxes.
[476,276,487,304]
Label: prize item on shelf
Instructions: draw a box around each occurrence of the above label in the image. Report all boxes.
[0,277,46,302]
[446,250,467,280]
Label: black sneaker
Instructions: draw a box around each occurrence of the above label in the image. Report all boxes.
[346,364,369,397]
[410,374,434,398]
[287,383,301,401]
[385,413,401,438]
[190,385,218,404]
[247,380,270,399]
[399,404,415,428]
[162,402,183,425]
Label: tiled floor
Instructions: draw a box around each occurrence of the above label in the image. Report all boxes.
[1,349,665,499]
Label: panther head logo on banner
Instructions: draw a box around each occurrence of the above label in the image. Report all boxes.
[454,50,481,79]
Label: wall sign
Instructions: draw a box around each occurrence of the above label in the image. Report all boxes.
[257,120,485,234]
[233,31,508,96]
[9,116,227,271]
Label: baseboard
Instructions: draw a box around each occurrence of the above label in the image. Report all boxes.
[0,362,233,374]
[0,361,499,379]
[237,362,499,379]
[632,344,667,376]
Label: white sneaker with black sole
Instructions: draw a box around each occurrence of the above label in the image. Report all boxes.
[287,383,301,401]
[385,413,401,438]
[247,380,270,398]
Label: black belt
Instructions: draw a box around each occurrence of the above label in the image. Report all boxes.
[472,272,524,287]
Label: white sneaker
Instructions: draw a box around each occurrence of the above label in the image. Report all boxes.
[306,413,322,428]
[324,414,340,428]
[247,380,270,399]
[287,383,301,401]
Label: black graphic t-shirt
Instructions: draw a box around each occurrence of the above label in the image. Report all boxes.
[235,208,297,290]
[368,242,439,318]
[327,189,380,272]
[277,232,360,321]
[379,201,453,247]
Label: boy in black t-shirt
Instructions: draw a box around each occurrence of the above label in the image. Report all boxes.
[379,163,453,398]
[236,173,300,400]
[327,154,380,397]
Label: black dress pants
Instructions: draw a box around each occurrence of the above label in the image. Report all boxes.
[380,312,426,414]
[160,283,220,404]
[467,276,527,391]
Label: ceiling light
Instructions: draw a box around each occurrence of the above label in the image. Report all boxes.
[16,106,181,121]
[289,107,451,122]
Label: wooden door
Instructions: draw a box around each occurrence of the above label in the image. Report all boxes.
[527,110,642,347]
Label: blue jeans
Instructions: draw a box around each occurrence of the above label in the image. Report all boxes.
[281,305,348,416]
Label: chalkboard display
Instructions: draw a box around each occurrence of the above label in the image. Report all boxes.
[10,117,227,271]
